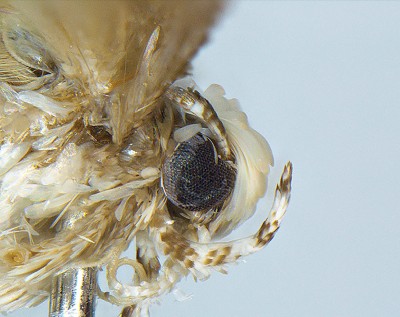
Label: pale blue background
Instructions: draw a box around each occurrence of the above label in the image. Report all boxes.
[11,2,400,317]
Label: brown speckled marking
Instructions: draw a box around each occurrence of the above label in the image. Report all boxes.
[174,248,186,262]
[163,246,172,255]
[203,258,213,265]
[154,163,292,294]
[263,222,271,232]
[222,246,232,255]
[255,217,281,247]
[212,254,227,266]
[120,305,137,317]
[184,259,194,269]
[256,222,270,242]
[165,86,231,160]
[201,246,233,266]
[280,162,293,193]
[254,162,293,248]
[160,230,199,266]
[257,233,275,248]
[186,247,196,257]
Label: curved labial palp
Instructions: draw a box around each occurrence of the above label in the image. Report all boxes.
[165,86,232,160]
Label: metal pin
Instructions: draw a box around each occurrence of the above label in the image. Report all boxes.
[49,267,97,317]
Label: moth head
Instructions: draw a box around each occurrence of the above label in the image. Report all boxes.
[161,84,274,239]
[0,2,288,314]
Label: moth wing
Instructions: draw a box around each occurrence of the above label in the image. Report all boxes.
[1,0,225,142]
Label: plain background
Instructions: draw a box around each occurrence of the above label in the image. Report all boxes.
[10,2,400,317]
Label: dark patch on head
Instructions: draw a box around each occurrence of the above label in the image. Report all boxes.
[162,133,235,212]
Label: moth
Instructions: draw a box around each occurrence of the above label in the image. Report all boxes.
[0,1,292,316]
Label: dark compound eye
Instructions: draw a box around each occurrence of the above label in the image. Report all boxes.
[161,133,236,212]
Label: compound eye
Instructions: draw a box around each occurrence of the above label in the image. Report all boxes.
[161,133,236,212]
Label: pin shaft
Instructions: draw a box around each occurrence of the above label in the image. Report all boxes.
[49,267,97,317]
